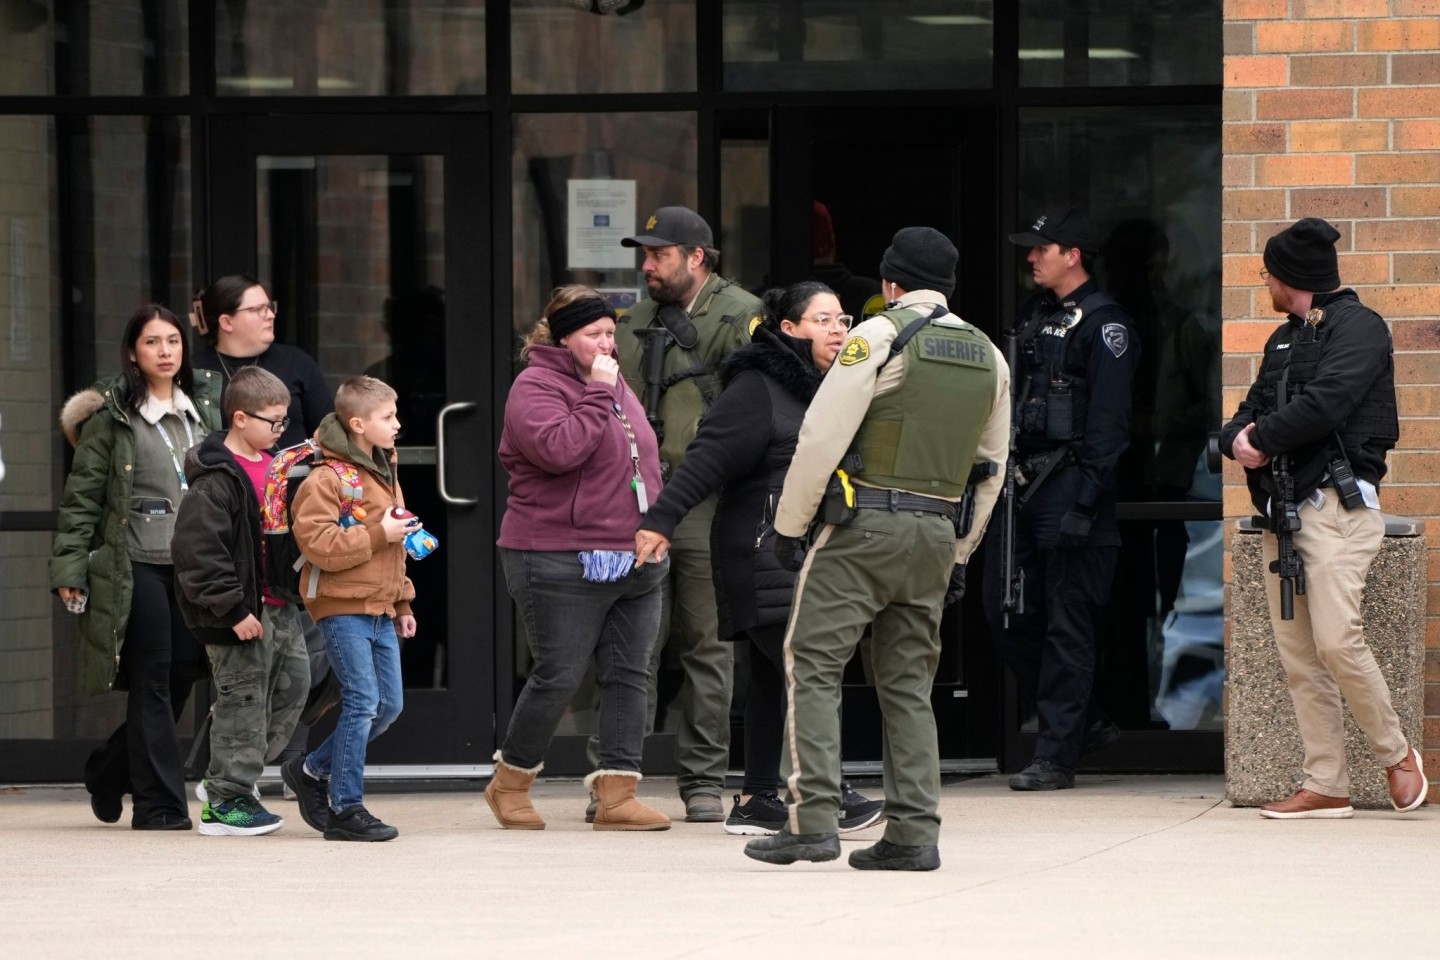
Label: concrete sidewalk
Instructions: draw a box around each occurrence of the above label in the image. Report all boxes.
[3,774,1434,959]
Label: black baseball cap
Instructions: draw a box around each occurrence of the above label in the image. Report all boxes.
[621,206,714,248]
[1008,206,1097,254]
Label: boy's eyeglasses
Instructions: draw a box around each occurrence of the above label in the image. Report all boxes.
[246,412,291,434]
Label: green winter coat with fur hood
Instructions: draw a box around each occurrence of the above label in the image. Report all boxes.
[49,370,221,696]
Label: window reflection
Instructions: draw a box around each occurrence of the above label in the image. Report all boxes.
[1018,106,1222,505]
[511,112,698,339]
[0,115,192,740]
[216,1,485,96]
[1019,0,1222,87]
[723,0,992,91]
[0,1,188,96]
[510,0,696,95]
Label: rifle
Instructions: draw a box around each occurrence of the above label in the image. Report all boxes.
[1266,377,1305,620]
[1000,327,1032,628]
[631,326,673,448]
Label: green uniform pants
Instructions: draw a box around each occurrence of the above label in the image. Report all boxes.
[649,495,733,798]
[784,509,953,845]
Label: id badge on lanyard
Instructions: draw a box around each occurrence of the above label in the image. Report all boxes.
[154,414,196,493]
[611,400,648,514]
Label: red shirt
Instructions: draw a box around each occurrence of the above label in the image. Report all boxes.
[234,449,285,607]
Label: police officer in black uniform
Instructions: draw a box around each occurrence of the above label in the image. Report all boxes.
[982,206,1141,791]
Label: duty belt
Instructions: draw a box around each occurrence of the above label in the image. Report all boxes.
[852,487,958,521]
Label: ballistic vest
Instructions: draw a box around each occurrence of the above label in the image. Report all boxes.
[855,308,998,498]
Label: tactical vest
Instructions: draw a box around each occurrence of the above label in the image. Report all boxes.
[1014,293,1115,448]
[855,308,998,498]
[1252,296,1399,489]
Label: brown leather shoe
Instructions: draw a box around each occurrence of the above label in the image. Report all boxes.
[1259,788,1354,820]
[1385,746,1427,813]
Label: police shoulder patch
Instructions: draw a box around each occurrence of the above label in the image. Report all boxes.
[839,336,871,366]
[748,315,763,336]
[1101,322,1128,358]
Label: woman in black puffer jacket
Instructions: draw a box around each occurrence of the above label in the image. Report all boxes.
[636,282,882,836]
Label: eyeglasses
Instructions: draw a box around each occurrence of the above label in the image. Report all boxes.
[1258,269,1270,281]
[804,313,853,330]
[235,301,278,317]
[245,412,291,434]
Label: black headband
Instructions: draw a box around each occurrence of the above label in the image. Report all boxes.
[548,297,614,342]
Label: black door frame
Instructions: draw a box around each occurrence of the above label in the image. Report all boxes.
[207,113,500,764]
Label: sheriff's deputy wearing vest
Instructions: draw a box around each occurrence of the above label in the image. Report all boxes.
[614,206,761,823]
[744,227,1009,871]
[981,206,1140,791]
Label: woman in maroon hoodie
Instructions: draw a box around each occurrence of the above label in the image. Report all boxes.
[487,285,671,832]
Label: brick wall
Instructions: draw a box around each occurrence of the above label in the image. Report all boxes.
[1223,1,1440,797]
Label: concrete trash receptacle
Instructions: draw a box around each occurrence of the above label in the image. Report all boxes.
[1226,514,1426,809]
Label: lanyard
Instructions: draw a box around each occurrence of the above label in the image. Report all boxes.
[153,414,196,493]
[610,400,648,514]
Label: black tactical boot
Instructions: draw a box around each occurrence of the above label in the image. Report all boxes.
[1008,759,1076,791]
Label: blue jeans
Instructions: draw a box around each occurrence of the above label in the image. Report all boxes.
[305,614,403,813]
[500,549,665,771]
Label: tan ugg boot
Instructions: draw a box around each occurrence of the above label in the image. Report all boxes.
[586,770,671,831]
[484,751,546,830]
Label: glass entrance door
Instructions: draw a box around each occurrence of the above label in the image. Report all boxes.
[747,105,1003,770]
[208,115,498,765]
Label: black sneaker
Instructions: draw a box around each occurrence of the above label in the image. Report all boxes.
[848,839,941,872]
[1008,758,1075,791]
[281,756,330,833]
[838,781,886,833]
[724,793,788,836]
[743,825,841,865]
[324,806,399,842]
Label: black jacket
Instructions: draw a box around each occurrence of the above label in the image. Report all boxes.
[641,325,824,640]
[191,342,333,449]
[171,431,266,644]
[1220,289,1398,515]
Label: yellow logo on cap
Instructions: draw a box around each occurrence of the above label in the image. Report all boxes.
[839,336,870,366]
[646,215,658,231]
[748,315,762,336]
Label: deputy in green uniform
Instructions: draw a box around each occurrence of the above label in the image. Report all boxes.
[613,206,762,822]
[744,227,1010,870]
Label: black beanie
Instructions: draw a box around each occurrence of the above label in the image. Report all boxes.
[1263,217,1341,292]
[879,227,958,299]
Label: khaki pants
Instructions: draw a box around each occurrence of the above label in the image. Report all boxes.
[1262,495,1406,797]
[784,509,953,846]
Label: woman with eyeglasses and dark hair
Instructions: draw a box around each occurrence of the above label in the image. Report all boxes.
[51,303,222,830]
[190,275,333,450]
[632,280,884,838]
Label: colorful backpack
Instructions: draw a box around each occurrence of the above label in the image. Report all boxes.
[261,440,363,603]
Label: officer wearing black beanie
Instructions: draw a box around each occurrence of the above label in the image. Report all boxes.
[1220,217,1419,820]
[1262,217,1342,292]
[981,206,1140,792]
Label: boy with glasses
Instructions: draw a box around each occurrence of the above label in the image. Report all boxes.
[172,366,310,835]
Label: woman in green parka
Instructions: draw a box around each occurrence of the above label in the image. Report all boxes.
[51,303,221,830]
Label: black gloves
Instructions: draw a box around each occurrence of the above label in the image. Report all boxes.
[944,564,967,607]
[773,532,808,572]
[1057,509,1094,550]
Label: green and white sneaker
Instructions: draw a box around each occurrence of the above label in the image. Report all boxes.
[198,794,284,836]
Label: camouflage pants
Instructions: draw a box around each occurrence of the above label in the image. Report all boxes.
[203,603,310,802]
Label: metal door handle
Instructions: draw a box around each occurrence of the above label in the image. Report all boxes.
[436,401,477,506]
